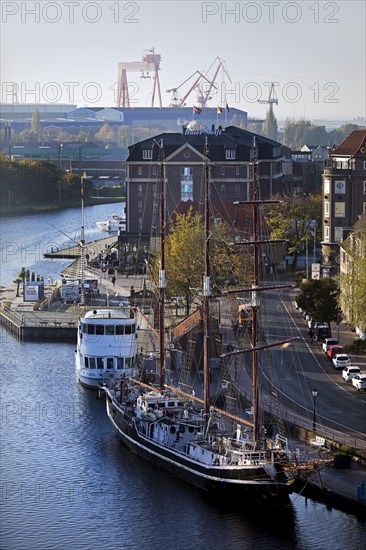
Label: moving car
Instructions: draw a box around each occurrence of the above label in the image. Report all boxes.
[342,366,362,382]
[322,338,339,353]
[314,324,331,341]
[327,345,345,360]
[351,374,366,391]
[332,354,351,369]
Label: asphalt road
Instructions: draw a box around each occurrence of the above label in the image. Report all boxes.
[257,289,366,447]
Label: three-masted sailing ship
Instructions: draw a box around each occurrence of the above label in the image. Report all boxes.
[105,137,325,505]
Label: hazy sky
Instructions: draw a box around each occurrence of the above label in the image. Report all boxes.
[1,0,365,121]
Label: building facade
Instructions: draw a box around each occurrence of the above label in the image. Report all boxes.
[321,130,366,272]
[124,126,284,238]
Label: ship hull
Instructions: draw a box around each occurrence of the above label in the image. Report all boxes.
[106,395,291,505]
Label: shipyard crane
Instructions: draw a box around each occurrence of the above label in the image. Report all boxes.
[167,57,232,108]
[116,48,162,108]
[257,82,278,109]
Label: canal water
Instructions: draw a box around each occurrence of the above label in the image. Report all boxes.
[1,207,366,549]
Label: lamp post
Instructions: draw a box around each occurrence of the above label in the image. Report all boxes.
[312,388,318,433]
[58,143,63,169]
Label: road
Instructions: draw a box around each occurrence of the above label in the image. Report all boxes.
[256,289,366,448]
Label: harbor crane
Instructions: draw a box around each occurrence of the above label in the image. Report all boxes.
[257,82,278,109]
[167,57,232,108]
[116,48,162,108]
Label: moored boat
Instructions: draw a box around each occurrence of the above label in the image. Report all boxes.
[95,214,126,232]
[76,308,139,389]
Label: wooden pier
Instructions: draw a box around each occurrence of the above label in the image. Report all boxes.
[44,236,117,259]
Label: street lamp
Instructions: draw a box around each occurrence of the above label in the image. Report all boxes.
[58,143,63,169]
[312,388,318,433]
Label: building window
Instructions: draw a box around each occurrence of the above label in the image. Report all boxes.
[236,166,240,176]
[138,217,143,231]
[324,225,330,242]
[138,184,142,198]
[152,166,157,176]
[142,149,152,160]
[221,166,225,176]
[181,167,193,201]
[324,201,330,217]
[363,202,366,214]
[220,184,225,198]
[334,202,345,217]
[324,178,330,194]
[335,227,343,242]
[138,166,142,176]
[235,184,240,199]
[137,200,143,214]
[225,149,236,160]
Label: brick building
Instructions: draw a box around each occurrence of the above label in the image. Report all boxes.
[124,126,284,238]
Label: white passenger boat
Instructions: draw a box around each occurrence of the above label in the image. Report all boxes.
[75,308,139,389]
[95,214,126,232]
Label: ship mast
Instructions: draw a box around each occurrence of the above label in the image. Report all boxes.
[251,138,260,441]
[158,141,166,390]
[203,138,211,417]
[80,173,86,306]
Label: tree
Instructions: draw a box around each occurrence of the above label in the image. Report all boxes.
[264,194,322,270]
[151,208,250,315]
[262,106,278,141]
[30,110,42,140]
[296,278,339,326]
[282,119,328,149]
[339,223,366,332]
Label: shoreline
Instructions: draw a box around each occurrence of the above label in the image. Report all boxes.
[0,196,124,218]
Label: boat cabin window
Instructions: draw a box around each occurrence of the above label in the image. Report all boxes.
[96,325,104,335]
[116,325,125,335]
[125,325,135,334]
[168,401,175,407]
[106,326,114,336]
[125,357,134,368]
[88,357,96,369]
[117,358,124,369]
[96,357,104,369]
[106,358,114,369]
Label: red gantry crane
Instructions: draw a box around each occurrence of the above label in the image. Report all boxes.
[116,48,162,108]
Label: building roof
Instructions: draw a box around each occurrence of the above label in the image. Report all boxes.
[127,126,282,162]
[331,130,366,156]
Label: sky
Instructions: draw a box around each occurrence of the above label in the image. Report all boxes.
[1,0,365,123]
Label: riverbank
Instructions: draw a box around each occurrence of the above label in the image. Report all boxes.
[0,196,124,217]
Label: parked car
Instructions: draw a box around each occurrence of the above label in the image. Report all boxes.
[332,354,351,369]
[322,338,339,354]
[327,345,345,360]
[314,323,331,341]
[342,366,362,382]
[351,374,366,391]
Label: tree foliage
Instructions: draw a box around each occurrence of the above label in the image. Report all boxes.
[339,226,366,332]
[264,194,322,269]
[0,157,92,207]
[262,107,278,141]
[282,119,329,149]
[296,278,339,325]
[151,208,251,309]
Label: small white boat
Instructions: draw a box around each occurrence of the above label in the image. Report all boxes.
[95,214,126,232]
[75,308,139,389]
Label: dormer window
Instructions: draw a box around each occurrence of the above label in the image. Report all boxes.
[142,149,153,160]
[225,149,236,160]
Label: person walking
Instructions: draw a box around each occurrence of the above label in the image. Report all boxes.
[111,275,116,287]
[309,328,314,343]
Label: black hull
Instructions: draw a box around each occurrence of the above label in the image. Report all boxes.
[107,396,291,505]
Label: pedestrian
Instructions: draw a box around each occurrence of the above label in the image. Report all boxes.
[111,275,116,287]
[309,328,314,343]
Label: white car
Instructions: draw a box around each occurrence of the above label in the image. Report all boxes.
[351,374,366,391]
[342,365,362,381]
[322,338,339,353]
[333,354,351,369]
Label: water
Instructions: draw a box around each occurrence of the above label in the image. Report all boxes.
[1,209,366,549]
[0,203,125,286]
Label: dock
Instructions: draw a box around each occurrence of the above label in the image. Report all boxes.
[44,235,117,259]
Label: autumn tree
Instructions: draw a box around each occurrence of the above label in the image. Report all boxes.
[264,194,322,270]
[339,222,366,333]
[262,107,278,141]
[151,208,250,315]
